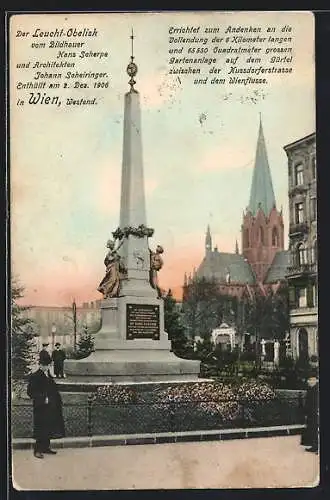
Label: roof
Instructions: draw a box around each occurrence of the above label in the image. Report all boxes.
[283,132,315,151]
[248,118,276,216]
[264,250,290,284]
[197,251,255,285]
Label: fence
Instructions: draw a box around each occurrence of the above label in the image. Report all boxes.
[11,395,305,439]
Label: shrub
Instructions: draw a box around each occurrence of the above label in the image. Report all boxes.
[154,382,240,422]
[91,385,138,404]
[154,381,236,403]
[233,379,276,403]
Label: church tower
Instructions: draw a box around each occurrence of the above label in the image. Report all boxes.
[241,117,284,282]
[205,224,212,257]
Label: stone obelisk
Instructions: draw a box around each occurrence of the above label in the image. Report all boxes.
[64,33,200,383]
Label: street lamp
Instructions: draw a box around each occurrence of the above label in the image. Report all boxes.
[51,323,57,349]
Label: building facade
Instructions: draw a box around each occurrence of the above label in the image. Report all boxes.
[23,300,102,350]
[284,133,318,360]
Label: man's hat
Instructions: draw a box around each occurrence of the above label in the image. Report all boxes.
[39,350,51,366]
[55,342,61,347]
[42,342,49,347]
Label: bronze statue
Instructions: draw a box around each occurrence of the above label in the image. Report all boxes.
[97,239,125,298]
[150,245,164,298]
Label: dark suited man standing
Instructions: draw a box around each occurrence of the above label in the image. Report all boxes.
[301,368,319,453]
[51,342,66,378]
[39,342,51,364]
[27,350,65,459]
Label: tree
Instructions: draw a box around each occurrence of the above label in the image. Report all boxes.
[11,279,37,381]
[164,289,188,356]
[73,325,95,360]
[244,285,290,342]
[182,277,236,340]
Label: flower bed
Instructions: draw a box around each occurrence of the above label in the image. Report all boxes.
[91,384,138,404]
[12,380,303,438]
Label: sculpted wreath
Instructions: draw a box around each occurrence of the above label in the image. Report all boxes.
[112,225,154,240]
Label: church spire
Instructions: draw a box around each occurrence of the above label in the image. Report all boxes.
[235,239,239,254]
[205,224,212,256]
[248,115,276,216]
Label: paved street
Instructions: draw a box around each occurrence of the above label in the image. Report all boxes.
[12,436,319,490]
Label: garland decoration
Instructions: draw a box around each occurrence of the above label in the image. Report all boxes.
[112,224,154,240]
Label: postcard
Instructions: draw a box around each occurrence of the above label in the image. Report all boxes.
[9,11,318,490]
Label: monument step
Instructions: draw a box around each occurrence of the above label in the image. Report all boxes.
[94,338,171,350]
[64,349,200,380]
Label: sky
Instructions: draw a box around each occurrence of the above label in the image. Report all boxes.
[10,11,315,306]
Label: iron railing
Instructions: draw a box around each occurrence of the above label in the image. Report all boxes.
[11,395,305,439]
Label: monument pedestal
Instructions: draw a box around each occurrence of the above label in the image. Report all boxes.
[64,297,200,383]
[63,67,201,386]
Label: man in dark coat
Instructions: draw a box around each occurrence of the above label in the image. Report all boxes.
[51,343,66,378]
[301,369,319,453]
[27,350,65,459]
[39,342,52,364]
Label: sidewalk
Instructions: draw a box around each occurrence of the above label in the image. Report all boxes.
[12,424,305,449]
[12,435,319,490]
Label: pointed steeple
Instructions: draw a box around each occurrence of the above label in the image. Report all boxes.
[235,239,239,254]
[205,224,212,256]
[248,116,276,216]
[183,272,188,287]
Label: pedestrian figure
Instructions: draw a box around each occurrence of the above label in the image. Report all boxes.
[39,342,51,365]
[301,368,319,453]
[51,342,66,378]
[27,350,65,459]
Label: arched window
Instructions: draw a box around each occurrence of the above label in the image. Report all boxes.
[259,227,264,245]
[297,242,307,266]
[272,227,279,246]
[244,229,249,248]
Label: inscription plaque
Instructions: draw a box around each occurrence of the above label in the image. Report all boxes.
[126,303,160,340]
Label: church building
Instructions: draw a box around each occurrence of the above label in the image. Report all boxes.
[185,118,290,304]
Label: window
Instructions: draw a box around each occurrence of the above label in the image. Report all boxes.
[295,202,304,224]
[259,226,264,245]
[244,229,249,248]
[297,242,307,266]
[272,227,279,246]
[312,284,318,307]
[307,283,314,307]
[311,156,316,179]
[295,163,304,185]
[311,239,318,263]
[311,197,317,221]
[289,287,296,307]
[297,287,307,308]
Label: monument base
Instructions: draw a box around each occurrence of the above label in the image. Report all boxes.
[64,296,201,383]
[64,349,201,383]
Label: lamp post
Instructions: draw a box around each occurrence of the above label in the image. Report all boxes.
[72,299,77,351]
[51,323,57,349]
